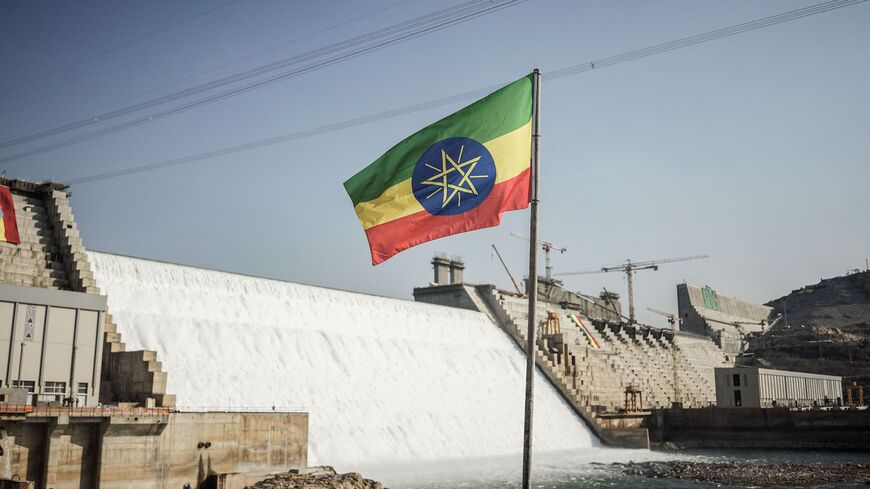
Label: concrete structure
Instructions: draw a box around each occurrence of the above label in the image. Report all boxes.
[431,256,464,285]
[0,409,307,489]
[0,284,105,407]
[0,177,173,408]
[416,282,650,447]
[646,406,870,450]
[0,388,28,406]
[715,367,842,408]
[1,178,310,488]
[532,277,623,323]
[677,283,773,354]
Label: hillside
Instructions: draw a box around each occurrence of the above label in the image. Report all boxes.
[739,270,870,403]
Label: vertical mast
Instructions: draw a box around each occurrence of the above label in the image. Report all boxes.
[521,68,541,489]
[626,263,635,324]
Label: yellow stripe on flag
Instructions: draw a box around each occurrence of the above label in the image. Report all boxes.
[353,121,531,229]
[0,220,5,242]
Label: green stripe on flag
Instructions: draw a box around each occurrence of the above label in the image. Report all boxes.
[344,74,533,206]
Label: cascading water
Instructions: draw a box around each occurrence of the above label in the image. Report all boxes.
[89,252,596,470]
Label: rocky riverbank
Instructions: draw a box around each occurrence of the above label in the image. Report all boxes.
[621,461,870,487]
[245,466,385,489]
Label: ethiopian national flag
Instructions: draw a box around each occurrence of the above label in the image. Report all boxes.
[344,74,533,265]
[0,185,20,245]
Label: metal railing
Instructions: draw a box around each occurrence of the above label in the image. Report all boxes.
[0,403,170,417]
[173,405,308,413]
[0,403,309,417]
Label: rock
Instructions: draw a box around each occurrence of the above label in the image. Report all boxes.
[622,461,870,487]
[244,467,385,489]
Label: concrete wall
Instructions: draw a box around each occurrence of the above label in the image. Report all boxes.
[0,412,307,489]
[0,178,173,408]
[647,406,870,449]
[0,182,68,290]
[0,422,47,486]
[412,284,479,311]
[100,412,307,489]
[677,283,773,353]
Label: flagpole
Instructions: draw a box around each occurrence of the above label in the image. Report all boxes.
[521,68,541,489]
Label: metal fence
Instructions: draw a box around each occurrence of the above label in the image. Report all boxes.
[173,405,308,413]
[0,404,170,417]
[0,403,307,417]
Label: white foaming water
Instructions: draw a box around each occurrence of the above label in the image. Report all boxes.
[89,252,597,470]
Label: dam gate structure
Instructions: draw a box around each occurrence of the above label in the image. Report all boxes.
[0,178,309,488]
[3,176,601,483]
[414,265,735,447]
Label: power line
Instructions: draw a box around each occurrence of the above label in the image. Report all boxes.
[3,0,414,138]
[0,0,240,95]
[57,0,868,186]
[0,0,521,153]
[66,85,503,184]
[547,0,867,78]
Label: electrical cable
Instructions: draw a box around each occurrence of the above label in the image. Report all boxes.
[2,0,415,138]
[0,0,523,164]
[12,0,870,184]
[0,0,518,151]
[0,0,241,95]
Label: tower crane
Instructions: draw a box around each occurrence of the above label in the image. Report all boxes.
[647,306,678,329]
[510,232,566,281]
[557,255,708,324]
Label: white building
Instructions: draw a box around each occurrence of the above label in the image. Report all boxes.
[715,367,842,408]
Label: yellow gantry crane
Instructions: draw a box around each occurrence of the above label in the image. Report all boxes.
[558,255,708,324]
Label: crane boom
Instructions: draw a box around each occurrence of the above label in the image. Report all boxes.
[491,244,523,296]
[555,254,709,324]
[510,232,566,280]
[647,306,675,318]
[625,254,709,268]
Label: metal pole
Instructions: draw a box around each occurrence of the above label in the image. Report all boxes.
[521,68,541,489]
[626,266,635,324]
[544,246,552,281]
[492,244,523,296]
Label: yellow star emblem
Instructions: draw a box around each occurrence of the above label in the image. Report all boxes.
[420,144,490,209]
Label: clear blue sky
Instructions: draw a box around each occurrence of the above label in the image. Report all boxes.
[2,0,868,326]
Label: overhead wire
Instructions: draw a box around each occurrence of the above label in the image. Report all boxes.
[66,84,504,184]
[0,0,241,95]
[2,0,415,138]
[58,0,868,185]
[0,0,521,152]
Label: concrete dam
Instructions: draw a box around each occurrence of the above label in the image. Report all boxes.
[88,251,597,470]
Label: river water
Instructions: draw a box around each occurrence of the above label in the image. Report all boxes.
[372,449,870,489]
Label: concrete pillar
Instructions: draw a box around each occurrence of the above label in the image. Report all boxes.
[449,260,464,284]
[432,257,450,285]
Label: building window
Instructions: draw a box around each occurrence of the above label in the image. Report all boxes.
[44,381,66,395]
[734,390,742,407]
[733,374,741,387]
[11,380,35,392]
[77,383,88,395]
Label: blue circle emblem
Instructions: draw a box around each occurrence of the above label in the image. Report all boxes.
[412,137,496,216]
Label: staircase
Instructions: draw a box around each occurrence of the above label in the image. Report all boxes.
[470,285,649,448]
[100,313,176,407]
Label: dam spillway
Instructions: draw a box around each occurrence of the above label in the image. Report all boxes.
[88,251,596,469]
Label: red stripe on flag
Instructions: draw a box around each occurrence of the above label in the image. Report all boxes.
[364,168,531,265]
[0,186,20,245]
